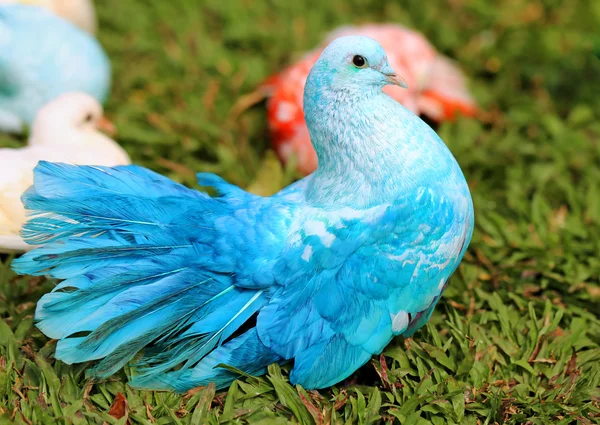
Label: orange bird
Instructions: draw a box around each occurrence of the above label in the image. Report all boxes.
[264,24,478,175]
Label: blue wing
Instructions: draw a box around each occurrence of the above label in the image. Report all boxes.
[257,187,473,389]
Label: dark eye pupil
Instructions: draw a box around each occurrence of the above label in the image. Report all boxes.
[352,55,366,67]
[85,113,93,122]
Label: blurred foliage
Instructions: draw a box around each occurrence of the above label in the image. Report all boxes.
[1,0,600,423]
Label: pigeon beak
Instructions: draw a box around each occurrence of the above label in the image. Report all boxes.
[383,72,408,89]
[97,116,117,136]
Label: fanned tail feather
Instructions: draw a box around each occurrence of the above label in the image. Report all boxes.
[131,328,281,391]
[11,161,281,391]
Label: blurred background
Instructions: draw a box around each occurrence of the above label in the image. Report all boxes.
[0,0,599,423]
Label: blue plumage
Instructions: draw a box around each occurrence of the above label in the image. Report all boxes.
[0,5,110,132]
[12,36,474,391]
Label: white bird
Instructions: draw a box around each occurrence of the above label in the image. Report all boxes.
[0,92,130,252]
[0,0,97,34]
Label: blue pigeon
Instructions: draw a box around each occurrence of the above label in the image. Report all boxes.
[12,36,474,391]
[0,4,110,133]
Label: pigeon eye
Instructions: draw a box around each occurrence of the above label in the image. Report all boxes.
[84,113,93,123]
[352,55,367,68]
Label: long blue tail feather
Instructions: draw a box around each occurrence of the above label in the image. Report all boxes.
[131,290,267,382]
[12,161,280,391]
[130,328,282,391]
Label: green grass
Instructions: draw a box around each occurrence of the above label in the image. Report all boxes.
[1,0,600,423]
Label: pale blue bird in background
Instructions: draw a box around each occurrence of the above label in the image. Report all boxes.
[0,4,110,133]
[12,36,474,391]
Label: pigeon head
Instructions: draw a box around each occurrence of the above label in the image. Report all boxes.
[305,35,408,95]
[302,36,416,189]
[29,92,115,146]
